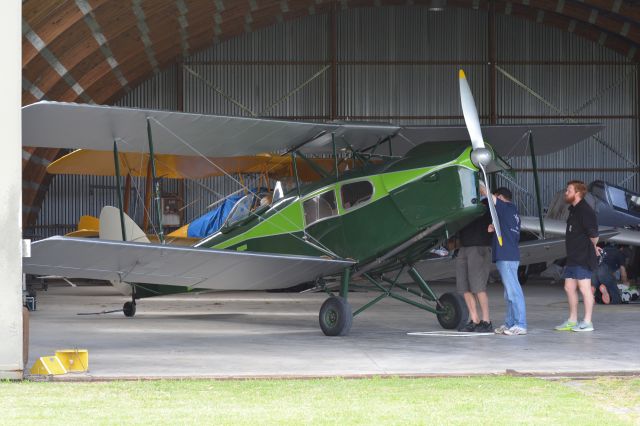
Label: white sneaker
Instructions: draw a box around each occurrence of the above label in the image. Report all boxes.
[494,324,509,335]
[504,326,527,336]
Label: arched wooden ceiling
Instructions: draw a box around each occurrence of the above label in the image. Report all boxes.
[21,0,640,227]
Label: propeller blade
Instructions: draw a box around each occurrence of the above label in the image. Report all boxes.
[479,164,503,247]
[459,69,485,151]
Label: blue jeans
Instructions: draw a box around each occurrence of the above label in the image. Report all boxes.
[592,264,622,304]
[496,261,527,329]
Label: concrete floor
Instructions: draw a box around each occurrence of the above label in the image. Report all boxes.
[26,279,640,379]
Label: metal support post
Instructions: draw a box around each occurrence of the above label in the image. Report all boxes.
[177,59,184,112]
[330,2,337,120]
[361,273,439,314]
[113,141,127,241]
[340,267,351,299]
[407,266,439,302]
[143,162,152,232]
[488,0,497,125]
[123,174,131,214]
[332,133,339,179]
[528,132,545,239]
[147,119,164,244]
[291,151,302,198]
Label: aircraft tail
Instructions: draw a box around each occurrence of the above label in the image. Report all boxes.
[99,206,150,243]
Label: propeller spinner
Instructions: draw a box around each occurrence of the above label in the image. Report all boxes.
[458,70,503,246]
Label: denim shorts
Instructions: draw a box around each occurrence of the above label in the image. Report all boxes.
[563,265,593,280]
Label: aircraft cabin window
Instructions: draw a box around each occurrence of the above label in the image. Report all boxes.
[303,190,337,226]
[224,194,253,227]
[607,186,628,210]
[341,180,373,210]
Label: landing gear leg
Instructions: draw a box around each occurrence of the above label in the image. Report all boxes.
[123,285,137,317]
[407,266,468,330]
[319,268,353,336]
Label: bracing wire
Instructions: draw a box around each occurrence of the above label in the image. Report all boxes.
[116,119,341,259]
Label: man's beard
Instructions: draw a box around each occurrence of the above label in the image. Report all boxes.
[565,193,575,204]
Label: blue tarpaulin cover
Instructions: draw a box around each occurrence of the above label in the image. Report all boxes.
[187,194,244,238]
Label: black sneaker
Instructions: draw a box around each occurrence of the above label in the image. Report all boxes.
[475,321,493,333]
[458,321,478,332]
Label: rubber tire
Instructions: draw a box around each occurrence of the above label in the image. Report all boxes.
[123,301,136,317]
[436,292,468,330]
[319,297,353,336]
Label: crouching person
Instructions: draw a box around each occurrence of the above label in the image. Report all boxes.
[592,244,625,305]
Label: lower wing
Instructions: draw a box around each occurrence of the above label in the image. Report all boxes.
[24,236,354,291]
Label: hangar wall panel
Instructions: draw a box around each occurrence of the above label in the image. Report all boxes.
[35,6,638,238]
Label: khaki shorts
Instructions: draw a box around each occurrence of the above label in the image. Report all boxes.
[456,246,492,293]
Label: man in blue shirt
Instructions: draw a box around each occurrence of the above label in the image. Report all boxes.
[486,187,527,336]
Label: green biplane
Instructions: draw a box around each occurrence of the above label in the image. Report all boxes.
[22,71,602,336]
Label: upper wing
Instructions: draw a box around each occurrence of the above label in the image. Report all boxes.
[397,124,604,157]
[22,101,399,156]
[24,236,354,291]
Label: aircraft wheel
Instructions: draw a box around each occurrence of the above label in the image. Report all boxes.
[123,301,136,317]
[319,297,352,336]
[436,292,468,330]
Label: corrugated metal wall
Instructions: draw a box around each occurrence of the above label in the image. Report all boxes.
[35,6,638,238]
[496,16,638,215]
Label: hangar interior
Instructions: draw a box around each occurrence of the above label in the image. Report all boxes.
[16,1,640,378]
[23,3,639,238]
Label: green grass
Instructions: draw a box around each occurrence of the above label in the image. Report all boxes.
[0,376,637,425]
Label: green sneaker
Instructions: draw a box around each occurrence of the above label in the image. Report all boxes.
[554,320,577,331]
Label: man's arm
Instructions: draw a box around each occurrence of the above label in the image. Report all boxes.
[585,210,601,256]
[479,183,497,204]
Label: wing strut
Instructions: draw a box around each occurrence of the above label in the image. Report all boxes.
[527,131,546,239]
[147,118,165,244]
[113,141,127,241]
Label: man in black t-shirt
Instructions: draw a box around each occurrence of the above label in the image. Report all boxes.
[456,185,493,333]
[555,180,600,332]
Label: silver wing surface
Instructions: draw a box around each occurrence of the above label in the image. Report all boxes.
[22,101,399,156]
[22,103,603,158]
[521,217,640,246]
[24,237,354,291]
[397,124,604,157]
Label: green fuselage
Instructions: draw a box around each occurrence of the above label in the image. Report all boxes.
[199,141,485,270]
